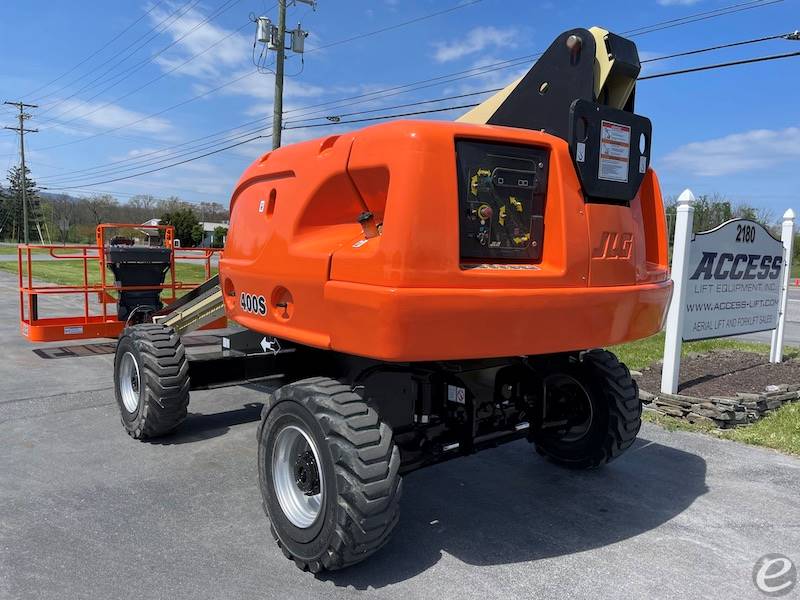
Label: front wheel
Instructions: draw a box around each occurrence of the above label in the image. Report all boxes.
[258,377,402,572]
[531,349,641,469]
[113,324,190,440]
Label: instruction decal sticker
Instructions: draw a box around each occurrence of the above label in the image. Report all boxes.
[598,120,631,183]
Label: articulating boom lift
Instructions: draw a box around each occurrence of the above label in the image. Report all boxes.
[105,27,672,572]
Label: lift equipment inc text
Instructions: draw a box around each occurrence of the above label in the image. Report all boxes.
[682,219,783,341]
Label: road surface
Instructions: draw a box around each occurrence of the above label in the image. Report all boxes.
[0,270,798,600]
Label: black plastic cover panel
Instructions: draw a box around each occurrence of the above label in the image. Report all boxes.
[568,99,652,203]
[456,140,549,262]
[105,246,171,265]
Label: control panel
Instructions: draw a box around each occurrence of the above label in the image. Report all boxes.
[456,140,548,262]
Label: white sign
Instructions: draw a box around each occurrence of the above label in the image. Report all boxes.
[598,120,630,183]
[682,219,783,341]
[662,192,794,394]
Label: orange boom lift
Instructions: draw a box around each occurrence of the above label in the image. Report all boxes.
[23,27,672,572]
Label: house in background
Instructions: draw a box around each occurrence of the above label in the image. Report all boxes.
[136,218,229,247]
[197,221,228,247]
[139,218,162,246]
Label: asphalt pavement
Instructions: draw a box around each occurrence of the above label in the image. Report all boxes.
[736,286,800,346]
[1,270,799,600]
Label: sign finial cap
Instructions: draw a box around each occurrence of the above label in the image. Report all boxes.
[677,189,695,205]
[783,208,795,221]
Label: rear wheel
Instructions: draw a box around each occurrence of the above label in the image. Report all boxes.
[113,324,190,439]
[258,377,402,572]
[531,349,640,469]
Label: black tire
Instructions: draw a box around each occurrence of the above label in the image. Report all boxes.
[532,349,641,469]
[258,377,402,572]
[113,323,190,440]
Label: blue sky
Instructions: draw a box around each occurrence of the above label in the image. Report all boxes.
[0,0,798,218]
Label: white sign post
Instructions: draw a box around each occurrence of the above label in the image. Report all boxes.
[770,209,796,363]
[660,190,695,395]
[661,191,788,394]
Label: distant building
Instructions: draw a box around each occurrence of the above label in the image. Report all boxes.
[139,218,163,246]
[137,218,229,247]
[196,221,229,247]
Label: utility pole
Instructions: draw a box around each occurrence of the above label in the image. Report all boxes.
[4,101,38,244]
[255,0,315,150]
[273,0,287,150]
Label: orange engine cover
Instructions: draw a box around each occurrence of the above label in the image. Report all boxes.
[220,120,671,361]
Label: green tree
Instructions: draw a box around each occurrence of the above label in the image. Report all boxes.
[191,223,204,246]
[664,193,776,246]
[160,207,200,247]
[2,165,39,242]
[212,226,228,248]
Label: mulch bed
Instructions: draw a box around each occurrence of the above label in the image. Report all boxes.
[636,350,800,428]
[637,350,800,397]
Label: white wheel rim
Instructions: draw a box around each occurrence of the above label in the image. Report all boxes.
[272,424,324,529]
[119,351,141,413]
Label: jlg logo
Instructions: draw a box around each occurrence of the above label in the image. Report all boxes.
[592,232,633,259]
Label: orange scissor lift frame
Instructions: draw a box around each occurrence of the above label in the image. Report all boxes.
[18,223,224,342]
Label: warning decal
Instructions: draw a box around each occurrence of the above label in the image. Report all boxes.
[598,120,631,183]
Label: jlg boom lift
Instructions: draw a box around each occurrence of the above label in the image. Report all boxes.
[21,28,672,572]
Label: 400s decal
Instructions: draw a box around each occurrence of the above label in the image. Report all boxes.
[240,292,267,315]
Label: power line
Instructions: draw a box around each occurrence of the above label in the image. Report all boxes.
[624,0,782,36]
[40,92,493,185]
[640,49,800,79]
[38,25,797,186]
[32,0,201,105]
[35,0,780,153]
[36,18,255,131]
[40,86,513,185]
[35,70,256,152]
[31,0,484,152]
[40,185,221,199]
[42,127,269,185]
[50,134,268,190]
[37,22,793,182]
[37,0,236,122]
[304,0,485,53]
[33,0,790,183]
[22,1,165,99]
[641,31,796,63]
[46,47,800,191]
[38,118,271,181]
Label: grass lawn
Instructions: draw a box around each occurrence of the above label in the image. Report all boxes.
[608,331,799,371]
[0,257,215,288]
[0,245,47,255]
[643,406,800,456]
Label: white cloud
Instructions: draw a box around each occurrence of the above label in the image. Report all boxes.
[148,3,252,79]
[661,127,800,176]
[433,26,518,63]
[228,73,329,104]
[47,99,172,134]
